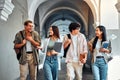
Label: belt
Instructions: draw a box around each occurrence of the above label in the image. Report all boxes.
[26,51,33,54]
[96,56,104,58]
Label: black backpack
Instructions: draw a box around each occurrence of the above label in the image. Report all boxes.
[14,31,24,60]
[63,34,71,58]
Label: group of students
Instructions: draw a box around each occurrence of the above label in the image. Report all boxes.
[14,20,111,80]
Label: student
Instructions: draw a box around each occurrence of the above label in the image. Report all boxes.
[13,20,41,80]
[63,23,88,80]
[88,25,112,80]
[40,26,62,80]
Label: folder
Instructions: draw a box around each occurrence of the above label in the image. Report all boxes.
[53,42,62,53]
[102,41,109,48]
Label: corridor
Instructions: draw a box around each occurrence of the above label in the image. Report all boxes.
[0,0,120,80]
[22,56,120,80]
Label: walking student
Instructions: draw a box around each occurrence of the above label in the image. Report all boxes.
[88,25,112,80]
[13,20,41,80]
[39,26,62,80]
[63,23,88,80]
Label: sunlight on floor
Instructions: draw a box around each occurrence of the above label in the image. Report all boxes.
[108,56,120,80]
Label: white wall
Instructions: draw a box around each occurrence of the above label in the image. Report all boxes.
[107,29,120,56]
[100,0,120,56]
[101,0,119,29]
[0,0,28,80]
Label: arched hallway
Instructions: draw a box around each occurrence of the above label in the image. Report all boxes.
[0,0,120,80]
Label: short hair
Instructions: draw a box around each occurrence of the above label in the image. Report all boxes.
[69,23,81,32]
[24,20,32,26]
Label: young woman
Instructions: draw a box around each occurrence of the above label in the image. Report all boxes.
[40,26,62,80]
[88,25,112,80]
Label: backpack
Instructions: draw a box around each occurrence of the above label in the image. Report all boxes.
[63,34,71,58]
[14,31,24,60]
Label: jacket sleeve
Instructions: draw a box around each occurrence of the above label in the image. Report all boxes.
[88,38,95,53]
[13,32,21,44]
[108,40,112,53]
[33,31,41,45]
[83,35,88,53]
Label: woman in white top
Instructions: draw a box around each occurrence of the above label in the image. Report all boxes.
[88,25,112,80]
[39,26,62,80]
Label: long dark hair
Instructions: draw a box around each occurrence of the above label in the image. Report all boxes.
[51,26,60,39]
[93,25,107,49]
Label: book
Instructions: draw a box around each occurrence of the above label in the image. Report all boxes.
[102,41,109,48]
[53,42,62,53]
[79,54,85,61]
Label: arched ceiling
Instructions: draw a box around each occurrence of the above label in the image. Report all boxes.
[27,0,98,25]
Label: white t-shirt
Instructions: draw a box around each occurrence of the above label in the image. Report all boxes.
[96,39,103,56]
[26,40,32,52]
[71,34,78,62]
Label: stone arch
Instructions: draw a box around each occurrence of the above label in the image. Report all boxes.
[40,7,88,35]
[28,0,98,26]
[84,0,99,26]
[28,0,47,20]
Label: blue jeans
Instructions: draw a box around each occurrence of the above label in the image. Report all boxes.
[92,58,108,80]
[43,55,58,80]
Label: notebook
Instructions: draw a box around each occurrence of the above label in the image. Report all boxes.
[102,41,109,48]
[53,42,62,53]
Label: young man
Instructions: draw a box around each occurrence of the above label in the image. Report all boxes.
[63,23,88,80]
[14,20,41,80]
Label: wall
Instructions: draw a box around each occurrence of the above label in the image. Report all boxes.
[0,0,28,80]
[107,29,120,56]
[101,0,120,56]
[101,0,118,29]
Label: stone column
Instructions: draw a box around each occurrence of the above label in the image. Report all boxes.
[0,0,14,21]
[115,0,120,13]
